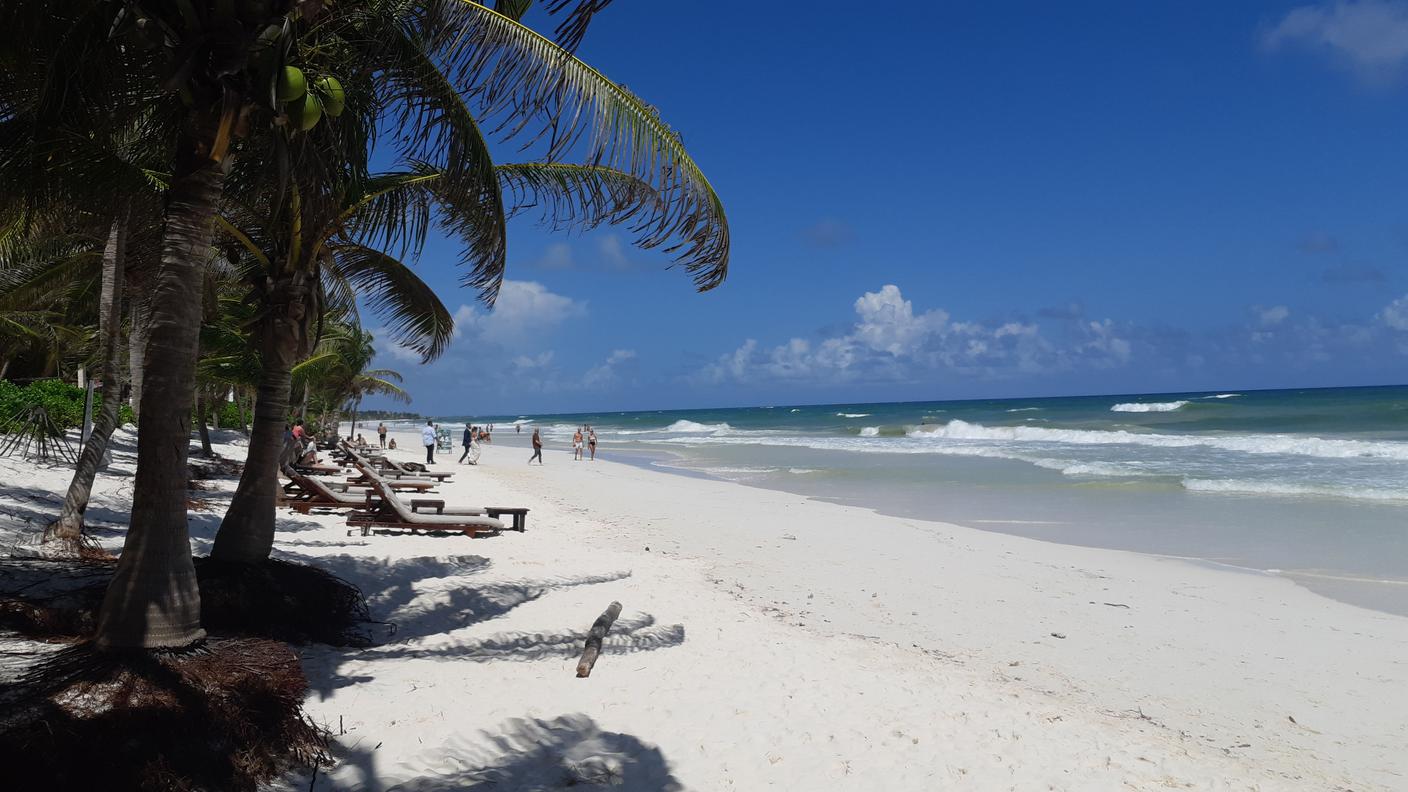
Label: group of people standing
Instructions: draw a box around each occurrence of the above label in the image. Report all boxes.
[572,426,598,461]
[525,425,594,464]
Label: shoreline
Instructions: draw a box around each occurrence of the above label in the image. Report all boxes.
[479,429,1408,618]
[4,427,1405,789]
[363,429,1407,789]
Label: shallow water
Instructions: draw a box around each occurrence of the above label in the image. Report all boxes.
[440,385,1408,615]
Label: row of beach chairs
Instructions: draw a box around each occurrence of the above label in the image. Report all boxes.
[279,441,527,538]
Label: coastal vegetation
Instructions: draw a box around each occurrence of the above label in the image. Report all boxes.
[0,0,729,788]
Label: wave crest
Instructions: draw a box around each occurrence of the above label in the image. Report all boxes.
[1110,400,1189,412]
[664,420,732,433]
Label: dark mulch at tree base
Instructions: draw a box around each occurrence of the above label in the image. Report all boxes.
[194,556,381,647]
[0,638,330,791]
[0,556,375,790]
[0,556,378,647]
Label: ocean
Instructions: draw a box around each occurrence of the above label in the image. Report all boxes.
[434,385,1408,615]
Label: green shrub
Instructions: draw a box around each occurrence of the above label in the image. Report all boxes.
[0,378,134,432]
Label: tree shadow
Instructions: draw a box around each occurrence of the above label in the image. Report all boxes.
[364,613,685,664]
[314,713,682,792]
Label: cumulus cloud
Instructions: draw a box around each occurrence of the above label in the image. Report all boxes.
[1261,1,1408,80]
[1257,305,1292,326]
[1382,294,1408,330]
[581,349,638,389]
[452,280,586,347]
[701,284,1132,385]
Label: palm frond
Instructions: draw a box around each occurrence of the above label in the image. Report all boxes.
[327,243,454,363]
[360,19,507,300]
[497,162,665,239]
[428,2,729,289]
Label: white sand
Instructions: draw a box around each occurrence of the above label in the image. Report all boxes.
[4,427,1406,790]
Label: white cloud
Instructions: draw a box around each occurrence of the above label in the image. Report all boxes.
[598,236,632,270]
[512,351,555,371]
[535,243,574,270]
[452,280,586,347]
[1258,305,1291,326]
[582,348,638,389]
[702,284,1131,385]
[1261,1,1408,80]
[1381,294,1408,330]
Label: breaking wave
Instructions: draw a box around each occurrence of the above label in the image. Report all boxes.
[907,420,1408,460]
[1110,400,1189,413]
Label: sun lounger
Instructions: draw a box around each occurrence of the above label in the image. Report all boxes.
[280,471,380,514]
[405,499,529,532]
[293,461,344,476]
[377,457,454,481]
[347,470,510,538]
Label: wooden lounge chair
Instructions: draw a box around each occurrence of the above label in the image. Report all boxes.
[340,444,447,484]
[280,471,380,514]
[377,457,454,482]
[293,460,344,476]
[347,471,508,538]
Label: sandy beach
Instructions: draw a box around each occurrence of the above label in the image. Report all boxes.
[7,426,1403,790]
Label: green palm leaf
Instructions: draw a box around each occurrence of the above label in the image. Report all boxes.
[327,243,454,363]
[430,1,730,290]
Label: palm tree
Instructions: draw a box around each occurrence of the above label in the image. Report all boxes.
[46,200,131,543]
[207,0,730,566]
[5,0,731,649]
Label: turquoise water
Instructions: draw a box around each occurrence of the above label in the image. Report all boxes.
[437,385,1408,614]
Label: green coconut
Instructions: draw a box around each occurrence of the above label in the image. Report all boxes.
[276,66,306,103]
[314,76,345,117]
[286,92,323,132]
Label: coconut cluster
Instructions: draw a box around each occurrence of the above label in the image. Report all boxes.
[276,66,345,132]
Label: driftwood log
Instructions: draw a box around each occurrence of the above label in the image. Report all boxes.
[576,601,623,678]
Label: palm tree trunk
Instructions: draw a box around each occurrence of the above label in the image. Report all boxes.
[349,397,360,442]
[127,293,149,426]
[94,146,223,650]
[211,389,221,430]
[47,200,130,544]
[299,380,309,423]
[236,387,249,434]
[211,276,311,564]
[195,388,214,457]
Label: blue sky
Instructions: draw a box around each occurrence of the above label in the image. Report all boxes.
[365,0,1408,416]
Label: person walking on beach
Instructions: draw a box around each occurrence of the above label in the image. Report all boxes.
[459,423,476,464]
[572,427,583,460]
[421,419,436,464]
[528,427,543,464]
[377,422,387,448]
[588,427,597,461]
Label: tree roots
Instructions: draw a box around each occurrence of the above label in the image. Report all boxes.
[0,638,330,791]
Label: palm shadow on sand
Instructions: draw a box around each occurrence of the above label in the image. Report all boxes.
[318,713,682,792]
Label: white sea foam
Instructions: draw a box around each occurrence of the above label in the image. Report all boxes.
[1006,407,1042,413]
[1204,393,1241,399]
[907,419,1408,460]
[1110,400,1189,412]
[664,420,732,433]
[1182,478,1408,502]
[837,413,872,418]
[790,408,801,413]
[788,468,818,475]
[859,427,880,437]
